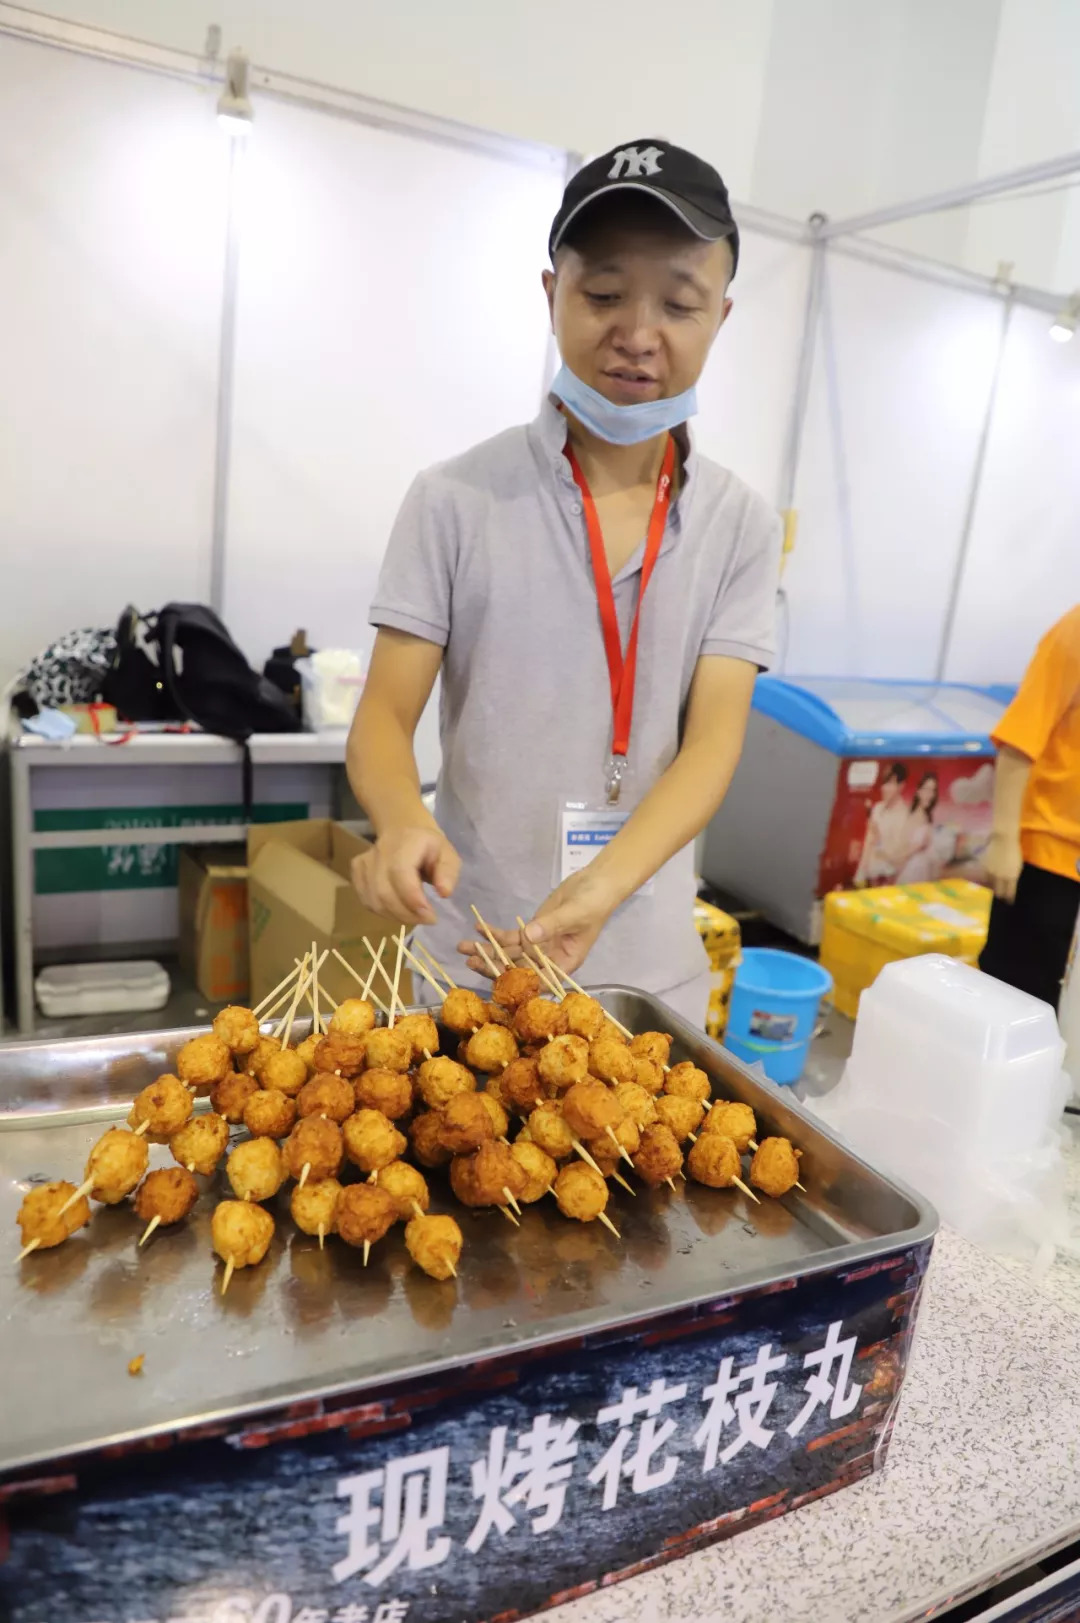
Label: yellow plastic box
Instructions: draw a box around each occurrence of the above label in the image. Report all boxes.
[821,879,992,1020]
[694,900,741,1037]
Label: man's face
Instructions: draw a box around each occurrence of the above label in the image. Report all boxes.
[880,777,902,805]
[543,209,733,405]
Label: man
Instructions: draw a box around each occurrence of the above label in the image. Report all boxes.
[980,605,1080,1009]
[853,763,912,888]
[347,140,781,1025]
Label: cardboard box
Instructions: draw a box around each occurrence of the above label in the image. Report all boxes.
[247,820,412,1009]
[178,845,249,1003]
[822,878,991,1019]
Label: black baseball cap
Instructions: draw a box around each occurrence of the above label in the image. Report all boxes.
[549,138,739,276]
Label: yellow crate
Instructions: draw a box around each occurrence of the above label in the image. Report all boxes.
[822,879,992,1019]
[693,900,741,973]
[706,966,736,1040]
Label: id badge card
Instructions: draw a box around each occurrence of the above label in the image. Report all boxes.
[558,803,654,896]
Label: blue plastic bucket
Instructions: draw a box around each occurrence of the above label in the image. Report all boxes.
[724,948,833,1085]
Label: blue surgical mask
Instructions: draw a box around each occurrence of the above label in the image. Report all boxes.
[550,363,698,446]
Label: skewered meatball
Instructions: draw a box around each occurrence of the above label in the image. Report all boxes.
[243,1088,297,1140]
[128,1075,193,1142]
[554,1162,609,1223]
[665,1061,711,1104]
[586,1115,641,1172]
[364,1026,414,1074]
[176,1034,232,1093]
[210,1070,260,1124]
[483,999,514,1029]
[243,1035,281,1078]
[512,997,568,1045]
[501,1056,546,1116]
[297,1073,355,1123]
[393,1012,440,1062]
[632,1123,684,1187]
[441,987,487,1034]
[212,1200,274,1268]
[704,1100,757,1153]
[437,1093,495,1154]
[511,1140,557,1203]
[291,1177,342,1240]
[260,1048,309,1099]
[226,1137,285,1203]
[588,1037,636,1087]
[343,1108,406,1173]
[134,1167,198,1226]
[283,1116,343,1183]
[17,1181,90,1250]
[376,1161,430,1220]
[294,1032,322,1074]
[655,1095,705,1143]
[561,991,606,1040]
[630,1030,673,1067]
[527,1103,575,1161]
[336,1184,397,1249]
[632,1056,666,1096]
[213,1005,261,1055]
[170,1112,230,1176]
[405,1213,462,1280]
[451,1142,527,1208]
[86,1127,149,1204]
[417,1056,476,1110]
[465,1024,519,1074]
[538,1034,590,1091]
[483,1068,509,1108]
[562,1081,623,1140]
[354,1067,413,1119]
[613,1082,659,1130]
[409,1110,453,1168]
[313,1033,368,1078]
[478,1091,509,1139]
[491,965,542,1010]
[750,1137,802,1198]
[598,1018,628,1044]
[329,997,377,1038]
[688,1133,742,1189]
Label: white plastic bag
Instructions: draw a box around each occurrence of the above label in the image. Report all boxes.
[297,650,365,731]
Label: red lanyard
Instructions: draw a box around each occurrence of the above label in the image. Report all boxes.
[566,435,676,797]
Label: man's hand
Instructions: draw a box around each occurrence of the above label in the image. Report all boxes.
[521,869,620,976]
[351,825,461,926]
[985,831,1023,903]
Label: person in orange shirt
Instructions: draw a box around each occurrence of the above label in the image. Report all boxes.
[980,604,1080,1009]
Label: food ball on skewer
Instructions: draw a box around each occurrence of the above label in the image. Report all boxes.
[375,1161,430,1221]
[598,1017,628,1044]
[417,1056,476,1110]
[665,1061,711,1104]
[465,1023,518,1074]
[587,1116,641,1173]
[632,1056,666,1096]
[437,1092,496,1154]
[483,1068,509,1108]
[243,1088,297,1139]
[703,1100,757,1154]
[630,1031,673,1067]
[17,1181,91,1254]
[687,1132,742,1190]
[562,1080,623,1141]
[450,1141,527,1209]
[170,1112,230,1176]
[393,1012,440,1062]
[343,1108,406,1174]
[554,1163,610,1224]
[243,1034,281,1078]
[750,1136,802,1198]
[354,1067,413,1120]
[210,1070,260,1125]
[297,1072,355,1124]
[213,1005,261,1056]
[134,1167,198,1238]
[632,1123,684,1188]
[511,1140,558,1202]
[226,1136,286,1203]
[527,1102,575,1161]
[441,987,487,1034]
[127,1075,193,1142]
[405,1213,462,1280]
[655,1095,705,1143]
[364,1026,413,1074]
[259,1048,309,1099]
[177,1033,232,1095]
[409,1110,453,1168]
[329,997,377,1038]
[613,1082,659,1131]
[561,991,606,1041]
[501,1056,546,1116]
[291,1177,342,1245]
[491,965,542,1010]
[478,1091,510,1139]
[512,997,568,1045]
[587,1037,636,1087]
[336,1184,397,1252]
[483,999,514,1029]
[538,1034,589,1091]
[283,1116,343,1184]
[212,1199,275,1287]
[313,1033,368,1079]
[86,1126,149,1204]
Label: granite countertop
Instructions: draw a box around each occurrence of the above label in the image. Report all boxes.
[549,1123,1080,1623]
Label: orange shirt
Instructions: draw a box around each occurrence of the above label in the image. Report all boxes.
[992,604,1080,880]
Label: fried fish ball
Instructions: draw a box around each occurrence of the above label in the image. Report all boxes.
[210,1070,260,1124]
[212,1199,274,1268]
[750,1136,802,1198]
[227,1135,286,1202]
[630,1030,673,1067]
[18,1181,90,1250]
[127,1074,193,1142]
[510,1140,557,1203]
[283,1116,344,1183]
[483,1068,509,1109]
[336,1184,397,1249]
[170,1112,230,1176]
[354,1067,413,1120]
[243,1034,281,1078]
[554,1162,609,1224]
[561,991,606,1041]
[451,1141,527,1209]
[437,1093,495,1154]
[703,1100,757,1154]
[538,1034,590,1091]
[294,1032,322,1075]
[587,1037,636,1087]
[134,1167,198,1226]
[613,1082,659,1130]
[664,1061,711,1104]
[409,1110,454,1168]
[176,1033,232,1093]
[512,997,568,1045]
[417,1056,476,1110]
[364,1026,414,1074]
[465,1023,519,1074]
[393,1011,440,1062]
[376,1160,430,1220]
[562,1080,623,1140]
[483,999,514,1029]
[242,1088,297,1140]
[343,1108,406,1173]
[313,1032,368,1078]
[290,1177,342,1239]
[501,1056,546,1116]
[329,997,377,1038]
[632,1056,666,1096]
[655,1095,705,1143]
[478,1091,509,1140]
[688,1132,742,1189]
[527,1102,575,1161]
[441,986,487,1034]
[405,1213,462,1280]
[213,1005,261,1055]
[586,1116,641,1173]
[491,965,542,1010]
[260,1048,309,1099]
[86,1127,149,1204]
[632,1123,684,1187]
[297,1072,355,1123]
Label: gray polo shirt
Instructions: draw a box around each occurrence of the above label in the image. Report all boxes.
[369,397,781,998]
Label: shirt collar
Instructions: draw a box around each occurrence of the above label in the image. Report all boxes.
[532,394,696,503]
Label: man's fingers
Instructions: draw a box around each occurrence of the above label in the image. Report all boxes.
[429,843,461,899]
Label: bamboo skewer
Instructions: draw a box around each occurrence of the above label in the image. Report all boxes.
[502,1186,522,1216]
[298,1164,311,1190]
[273,951,312,1044]
[138,1216,161,1247]
[500,1205,520,1226]
[317,1225,326,1250]
[310,939,322,1035]
[470,906,514,970]
[56,1176,94,1220]
[221,1258,235,1296]
[388,929,406,1027]
[17,1238,41,1262]
[605,1125,635,1168]
[361,938,387,1001]
[733,1176,761,1206]
[397,943,445,1001]
[414,940,456,989]
[611,1170,636,1196]
[597,1211,621,1239]
[514,918,566,998]
[253,961,303,1018]
[363,1241,370,1266]
[471,938,501,980]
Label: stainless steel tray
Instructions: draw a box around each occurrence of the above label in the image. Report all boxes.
[0,988,936,1477]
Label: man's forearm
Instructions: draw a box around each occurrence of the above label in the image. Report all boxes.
[992,744,1032,840]
[347,695,436,837]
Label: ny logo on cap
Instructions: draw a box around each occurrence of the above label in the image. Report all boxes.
[608,145,663,179]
